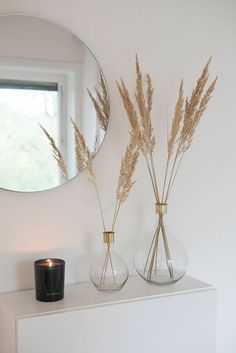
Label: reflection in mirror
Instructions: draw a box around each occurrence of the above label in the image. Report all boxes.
[0,14,109,192]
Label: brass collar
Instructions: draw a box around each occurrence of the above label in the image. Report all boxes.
[155,203,167,215]
[103,231,115,243]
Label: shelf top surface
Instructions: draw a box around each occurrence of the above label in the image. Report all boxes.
[0,275,214,319]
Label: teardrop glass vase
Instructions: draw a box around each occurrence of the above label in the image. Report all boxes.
[135,203,188,285]
[90,231,129,292]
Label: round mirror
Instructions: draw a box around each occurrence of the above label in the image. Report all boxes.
[0,14,109,192]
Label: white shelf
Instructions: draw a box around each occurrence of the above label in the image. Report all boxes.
[0,275,216,353]
[0,275,213,318]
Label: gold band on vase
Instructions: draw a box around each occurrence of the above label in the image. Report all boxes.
[103,231,115,243]
[155,203,167,215]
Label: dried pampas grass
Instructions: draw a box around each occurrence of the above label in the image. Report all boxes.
[117,56,217,204]
[42,119,139,232]
[112,139,139,230]
[116,55,217,283]
[168,80,184,159]
[40,124,68,180]
[116,140,139,204]
[71,122,139,231]
[88,72,110,131]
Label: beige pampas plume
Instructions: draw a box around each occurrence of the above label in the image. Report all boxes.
[116,140,139,204]
[70,120,139,232]
[111,138,139,231]
[117,55,217,204]
[168,79,184,159]
[40,124,68,180]
[88,72,110,131]
[178,58,217,154]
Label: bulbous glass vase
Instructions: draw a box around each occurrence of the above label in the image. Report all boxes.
[90,231,129,292]
[135,203,188,285]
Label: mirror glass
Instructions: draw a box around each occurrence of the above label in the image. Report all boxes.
[0,14,109,192]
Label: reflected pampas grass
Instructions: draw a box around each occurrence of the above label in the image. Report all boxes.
[88,72,110,131]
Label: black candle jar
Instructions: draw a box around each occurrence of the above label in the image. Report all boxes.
[34,258,65,302]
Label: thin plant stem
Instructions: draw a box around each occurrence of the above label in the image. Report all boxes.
[143,223,158,275]
[143,218,161,275]
[147,215,163,280]
[144,214,174,281]
[161,111,171,202]
[164,135,183,203]
[161,158,170,203]
[164,151,179,203]
[111,199,121,232]
[147,224,161,280]
[92,176,106,231]
[150,152,160,203]
[161,110,171,202]
[144,154,159,203]
[154,228,160,276]
[111,199,118,232]
[161,220,174,279]
[100,246,109,285]
[167,152,185,200]
[108,246,116,284]
[102,245,110,284]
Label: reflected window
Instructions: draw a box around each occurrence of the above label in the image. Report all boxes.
[0,79,61,191]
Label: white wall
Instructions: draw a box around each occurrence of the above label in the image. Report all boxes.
[0,14,83,61]
[0,0,235,352]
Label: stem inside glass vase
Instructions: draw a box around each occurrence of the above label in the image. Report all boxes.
[143,203,175,282]
[135,202,187,284]
[90,231,129,292]
[100,235,116,286]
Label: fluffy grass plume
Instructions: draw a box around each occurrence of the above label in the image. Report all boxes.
[178,58,217,154]
[71,121,139,231]
[88,72,110,131]
[40,124,68,180]
[116,139,139,204]
[117,56,217,203]
[167,79,184,159]
[70,119,92,174]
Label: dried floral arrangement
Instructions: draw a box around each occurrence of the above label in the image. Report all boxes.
[41,119,139,288]
[70,119,139,233]
[41,120,138,231]
[117,56,217,283]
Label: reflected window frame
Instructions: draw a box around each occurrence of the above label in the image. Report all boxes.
[0,61,79,189]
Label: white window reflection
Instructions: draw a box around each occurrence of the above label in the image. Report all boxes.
[0,84,60,191]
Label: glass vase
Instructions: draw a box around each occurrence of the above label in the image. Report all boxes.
[135,203,188,285]
[90,231,129,292]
